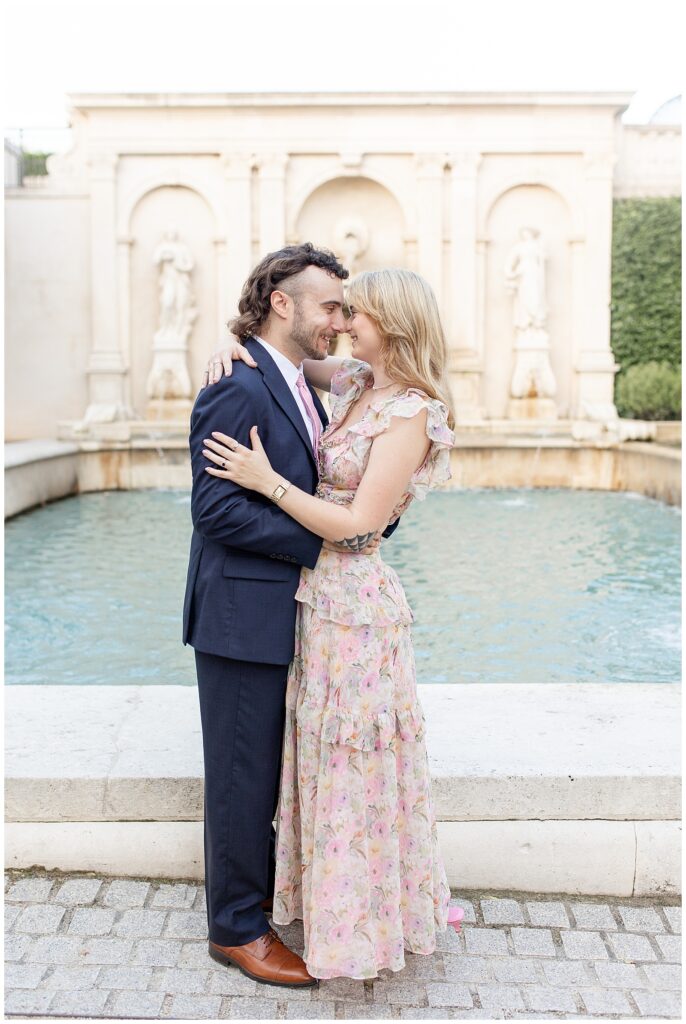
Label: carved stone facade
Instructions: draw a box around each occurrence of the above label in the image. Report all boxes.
[4,92,681,439]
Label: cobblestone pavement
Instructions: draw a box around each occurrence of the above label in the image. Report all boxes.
[4,871,681,1020]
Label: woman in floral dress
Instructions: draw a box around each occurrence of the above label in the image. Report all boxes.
[202,268,462,980]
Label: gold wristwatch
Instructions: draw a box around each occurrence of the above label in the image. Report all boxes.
[270,478,291,504]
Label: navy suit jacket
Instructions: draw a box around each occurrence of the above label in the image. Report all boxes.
[183,336,399,665]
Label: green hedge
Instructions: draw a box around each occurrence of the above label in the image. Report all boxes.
[611,198,681,419]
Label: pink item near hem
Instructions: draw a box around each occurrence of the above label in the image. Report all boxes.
[447,905,465,931]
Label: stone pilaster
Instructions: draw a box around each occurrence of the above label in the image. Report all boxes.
[82,152,134,425]
[415,154,445,306]
[222,154,253,323]
[573,151,620,421]
[257,154,288,256]
[116,234,134,411]
[447,152,485,422]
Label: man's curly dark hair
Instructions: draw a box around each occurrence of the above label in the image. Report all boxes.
[228,242,349,340]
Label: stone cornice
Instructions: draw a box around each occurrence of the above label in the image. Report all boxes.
[67,91,636,112]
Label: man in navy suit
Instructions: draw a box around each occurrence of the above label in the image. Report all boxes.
[183,244,398,987]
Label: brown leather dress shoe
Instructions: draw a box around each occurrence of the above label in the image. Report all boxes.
[209,929,316,988]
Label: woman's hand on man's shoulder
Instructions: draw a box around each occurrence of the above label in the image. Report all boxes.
[201,338,258,388]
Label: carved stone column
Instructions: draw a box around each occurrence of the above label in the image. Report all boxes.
[82,152,134,426]
[415,154,445,306]
[223,154,253,322]
[117,234,134,411]
[258,154,288,256]
[568,233,585,419]
[574,151,620,422]
[447,152,485,422]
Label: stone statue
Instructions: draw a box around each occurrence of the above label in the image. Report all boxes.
[146,228,196,413]
[154,229,196,342]
[504,226,557,418]
[505,226,548,331]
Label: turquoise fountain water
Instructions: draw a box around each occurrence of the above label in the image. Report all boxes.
[4,488,680,686]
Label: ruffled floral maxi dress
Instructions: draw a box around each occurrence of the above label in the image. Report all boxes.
[272,358,455,980]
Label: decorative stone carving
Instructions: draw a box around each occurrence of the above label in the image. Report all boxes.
[334,216,369,274]
[87,151,119,181]
[221,153,254,179]
[44,151,88,191]
[505,227,557,420]
[146,228,196,417]
[340,152,363,172]
[415,154,446,178]
[573,351,620,424]
[448,152,482,177]
[583,151,617,179]
[257,153,289,179]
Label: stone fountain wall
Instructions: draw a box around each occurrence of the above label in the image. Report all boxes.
[4,92,681,441]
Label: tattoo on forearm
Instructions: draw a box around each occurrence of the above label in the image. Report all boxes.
[334,531,378,553]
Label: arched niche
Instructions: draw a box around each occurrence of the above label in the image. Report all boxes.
[478,171,579,238]
[482,184,573,419]
[128,185,216,416]
[294,177,407,273]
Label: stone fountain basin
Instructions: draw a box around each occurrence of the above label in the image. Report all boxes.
[5,429,681,521]
[4,682,680,897]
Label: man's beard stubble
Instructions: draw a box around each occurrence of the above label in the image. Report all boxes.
[290,301,331,362]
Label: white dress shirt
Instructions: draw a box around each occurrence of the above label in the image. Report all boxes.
[254,336,315,445]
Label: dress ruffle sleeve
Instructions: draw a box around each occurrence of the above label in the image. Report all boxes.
[347,388,455,501]
[330,357,372,398]
[328,358,373,423]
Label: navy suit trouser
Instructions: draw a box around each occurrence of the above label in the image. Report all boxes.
[194,650,289,947]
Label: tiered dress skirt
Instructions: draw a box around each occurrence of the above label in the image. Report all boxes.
[272,546,450,980]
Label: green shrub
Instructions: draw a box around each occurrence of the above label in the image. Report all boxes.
[615,361,681,421]
[21,151,50,176]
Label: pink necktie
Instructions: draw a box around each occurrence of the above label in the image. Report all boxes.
[296,373,321,455]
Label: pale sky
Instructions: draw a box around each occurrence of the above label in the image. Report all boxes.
[4,0,683,151]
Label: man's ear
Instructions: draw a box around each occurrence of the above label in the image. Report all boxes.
[270,289,291,321]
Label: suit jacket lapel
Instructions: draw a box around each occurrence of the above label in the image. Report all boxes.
[309,384,329,429]
[244,337,328,471]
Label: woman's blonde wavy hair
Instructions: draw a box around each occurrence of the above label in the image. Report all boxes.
[345,268,456,430]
